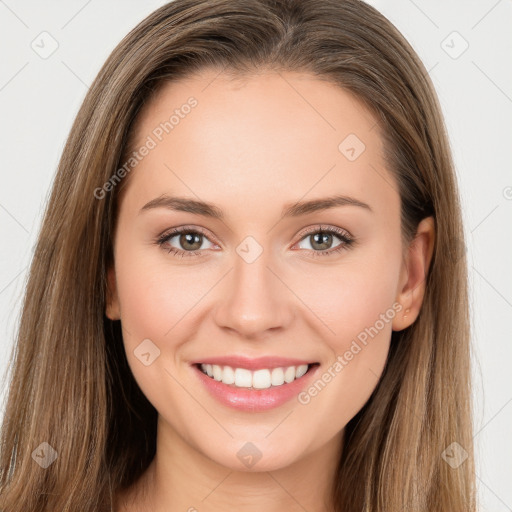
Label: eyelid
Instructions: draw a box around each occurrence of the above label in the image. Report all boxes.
[156,225,220,246]
[293,224,352,243]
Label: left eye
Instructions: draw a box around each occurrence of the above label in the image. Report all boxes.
[296,230,344,251]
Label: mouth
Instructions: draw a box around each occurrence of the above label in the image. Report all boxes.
[195,362,320,390]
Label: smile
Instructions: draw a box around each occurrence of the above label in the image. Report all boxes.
[198,363,311,389]
[192,359,320,412]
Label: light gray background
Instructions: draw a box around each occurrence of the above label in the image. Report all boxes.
[0,1,511,510]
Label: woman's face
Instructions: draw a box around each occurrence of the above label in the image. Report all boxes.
[107,69,429,472]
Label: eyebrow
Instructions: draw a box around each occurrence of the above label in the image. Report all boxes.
[139,194,373,219]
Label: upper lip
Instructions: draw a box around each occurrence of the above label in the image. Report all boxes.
[191,355,317,371]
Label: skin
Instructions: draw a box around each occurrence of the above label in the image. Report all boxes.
[107,69,435,512]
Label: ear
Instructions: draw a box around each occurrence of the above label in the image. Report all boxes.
[105,265,121,320]
[392,216,435,331]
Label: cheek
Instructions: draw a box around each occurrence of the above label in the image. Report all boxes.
[114,246,214,342]
[292,251,401,345]
[289,249,400,406]
[112,251,209,428]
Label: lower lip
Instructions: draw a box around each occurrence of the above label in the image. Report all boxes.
[192,364,320,412]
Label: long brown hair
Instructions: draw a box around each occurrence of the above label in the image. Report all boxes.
[0,1,476,510]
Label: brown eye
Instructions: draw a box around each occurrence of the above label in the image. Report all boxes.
[297,229,345,252]
[294,226,354,258]
[157,227,216,257]
[178,232,203,251]
[307,231,337,251]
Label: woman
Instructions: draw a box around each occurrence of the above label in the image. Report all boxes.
[0,0,476,510]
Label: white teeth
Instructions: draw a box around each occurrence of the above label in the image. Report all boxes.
[284,366,296,383]
[212,365,222,381]
[222,365,235,384]
[296,364,308,378]
[234,368,252,387]
[271,367,284,386]
[253,369,271,389]
[199,363,311,389]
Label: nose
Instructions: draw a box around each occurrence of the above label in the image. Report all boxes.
[213,248,294,339]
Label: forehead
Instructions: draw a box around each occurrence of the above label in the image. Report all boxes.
[120,69,398,221]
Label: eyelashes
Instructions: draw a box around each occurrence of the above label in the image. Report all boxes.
[155,224,355,259]
[156,226,216,258]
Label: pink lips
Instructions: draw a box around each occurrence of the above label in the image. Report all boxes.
[190,355,315,370]
[190,356,320,412]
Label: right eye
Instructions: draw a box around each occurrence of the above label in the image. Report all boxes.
[156,226,217,258]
